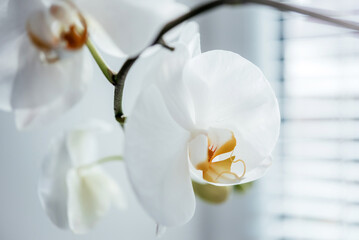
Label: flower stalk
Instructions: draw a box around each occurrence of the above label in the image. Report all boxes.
[104,0,359,125]
[86,38,116,85]
[113,0,228,125]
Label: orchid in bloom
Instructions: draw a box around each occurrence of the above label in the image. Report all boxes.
[124,34,280,226]
[0,0,91,129]
[38,120,126,234]
[0,0,187,129]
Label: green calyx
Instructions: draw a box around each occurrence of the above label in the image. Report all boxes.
[192,181,232,204]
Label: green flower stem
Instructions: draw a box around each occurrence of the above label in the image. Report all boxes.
[86,38,116,85]
[113,0,228,126]
[111,0,359,126]
[96,155,123,165]
[244,0,359,31]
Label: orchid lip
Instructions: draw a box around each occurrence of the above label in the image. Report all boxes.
[190,129,246,184]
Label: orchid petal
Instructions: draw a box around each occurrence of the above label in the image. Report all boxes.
[183,50,280,182]
[66,129,97,167]
[38,132,72,229]
[122,22,200,118]
[0,0,42,45]
[239,156,272,183]
[0,34,23,111]
[125,86,195,226]
[14,48,92,129]
[124,44,195,130]
[66,119,113,166]
[76,0,188,56]
[14,96,74,130]
[178,22,201,58]
[26,8,55,48]
[67,166,124,234]
[40,120,124,233]
[161,22,201,57]
[122,45,162,117]
[11,38,86,109]
[208,128,236,159]
[188,134,208,167]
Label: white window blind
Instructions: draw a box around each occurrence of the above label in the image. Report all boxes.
[259,1,359,239]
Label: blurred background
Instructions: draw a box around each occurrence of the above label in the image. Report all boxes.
[1,0,359,239]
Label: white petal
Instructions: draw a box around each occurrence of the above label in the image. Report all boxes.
[14,95,78,130]
[0,34,23,111]
[66,128,97,167]
[232,129,275,184]
[11,38,84,109]
[149,45,196,131]
[76,0,188,56]
[124,44,195,130]
[38,132,72,229]
[188,134,210,184]
[239,156,272,183]
[66,119,113,166]
[14,49,92,129]
[26,8,56,48]
[183,50,280,181]
[161,21,201,58]
[0,0,42,45]
[188,133,208,167]
[125,85,195,226]
[178,22,201,58]
[208,127,234,150]
[67,166,124,234]
[122,21,200,121]
[184,75,211,128]
[122,45,162,117]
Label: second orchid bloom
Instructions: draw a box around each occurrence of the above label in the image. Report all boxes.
[123,24,280,227]
[38,120,126,234]
[0,0,187,129]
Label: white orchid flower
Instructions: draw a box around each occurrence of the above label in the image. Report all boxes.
[0,0,187,129]
[124,30,280,226]
[0,0,92,129]
[38,120,126,234]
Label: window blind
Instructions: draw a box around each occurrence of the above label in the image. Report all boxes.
[259,1,359,239]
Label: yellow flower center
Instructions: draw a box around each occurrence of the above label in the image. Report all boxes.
[195,132,246,184]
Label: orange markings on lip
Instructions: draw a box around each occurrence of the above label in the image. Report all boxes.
[207,145,216,162]
[61,13,88,50]
[27,6,88,58]
[27,29,55,51]
[196,133,246,183]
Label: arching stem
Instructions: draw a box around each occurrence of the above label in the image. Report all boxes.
[112,0,359,126]
[86,38,116,85]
